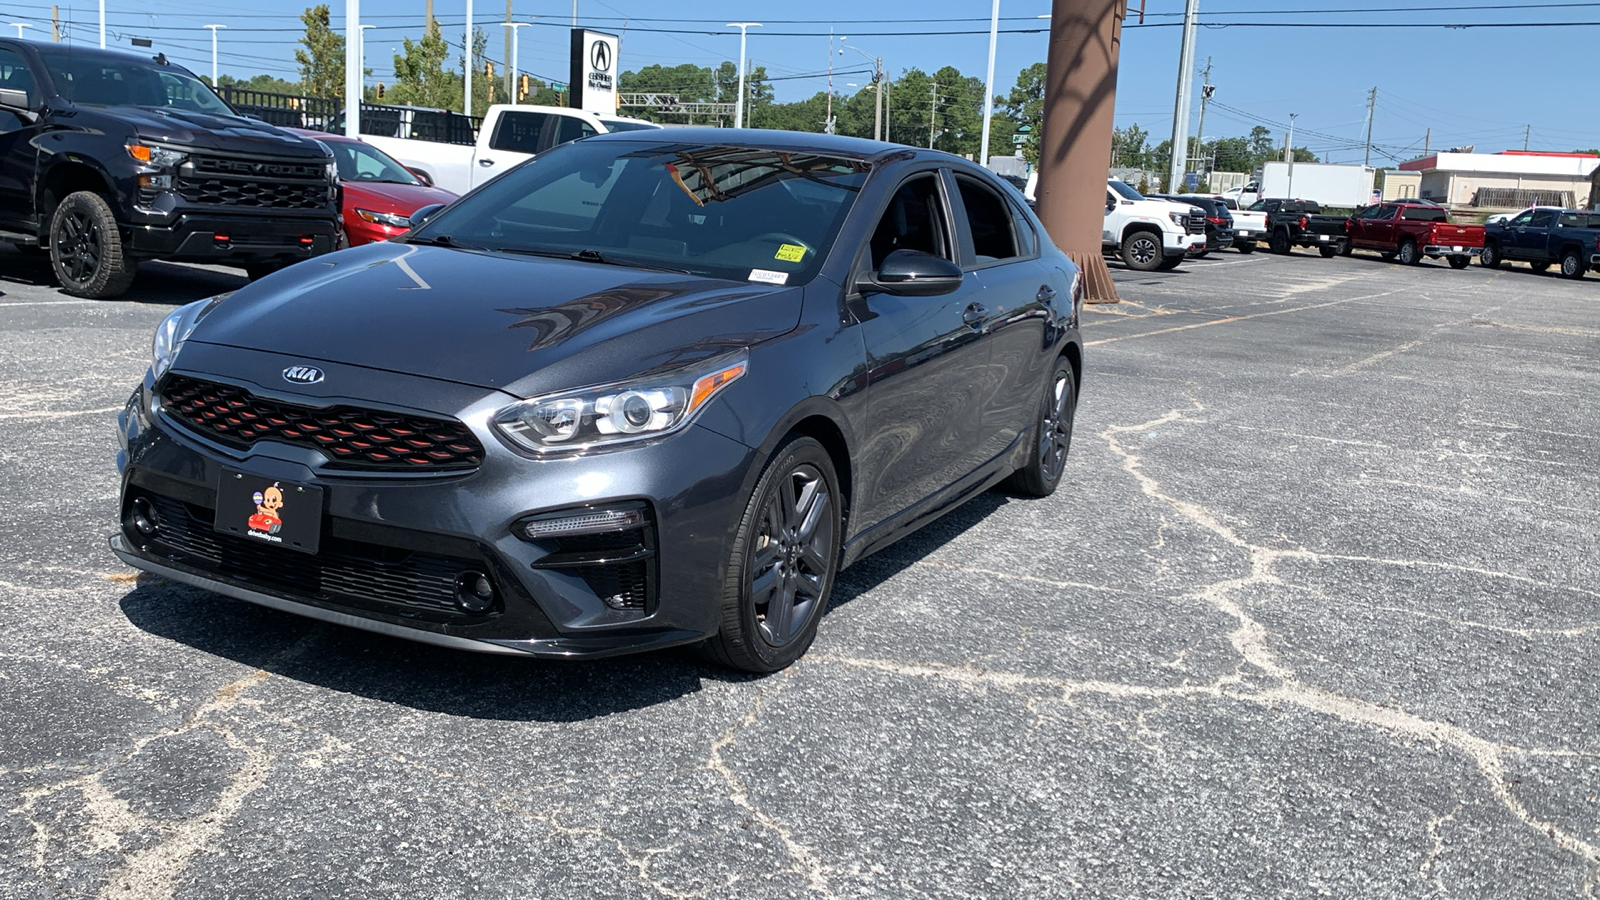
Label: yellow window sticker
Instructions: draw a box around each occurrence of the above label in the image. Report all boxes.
[775,243,807,263]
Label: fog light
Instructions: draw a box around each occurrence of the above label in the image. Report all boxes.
[130,497,160,537]
[455,571,496,613]
[519,506,645,540]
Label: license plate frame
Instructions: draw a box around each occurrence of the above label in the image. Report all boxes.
[214,468,324,554]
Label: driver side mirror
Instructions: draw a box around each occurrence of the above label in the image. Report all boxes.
[856,249,964,297]
[0,87,36,123]
[1106,198,1117,212]
[408,203,447,228]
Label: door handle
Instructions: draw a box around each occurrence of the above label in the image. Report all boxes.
[479,158,496,167]
[962,303,988,328]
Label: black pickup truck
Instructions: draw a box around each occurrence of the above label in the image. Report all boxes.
[1251,198,1349,257]
[0,41,340,298]
[1481,207,1600,279]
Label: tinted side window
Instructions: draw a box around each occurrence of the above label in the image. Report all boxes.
[1528,209,1557,228]
[490,111,550,153]
[1507,211,1534,227]
[955,176,1020,264]
[0,47,35,105]
[1400,207,1446,222]
[1373,206,1399,220]
[869,174,951,270]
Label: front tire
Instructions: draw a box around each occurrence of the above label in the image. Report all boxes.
[1119,231,1163,271]
[1560,249,1586,279]
[1002,358,1076,499]
[1480,242,1502,268]
[704,437,841,674]
[1269,229,1292,255]
[49,191,137,299]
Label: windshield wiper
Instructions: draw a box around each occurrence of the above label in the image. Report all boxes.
[405,233,464,248]
[487,246,692,275]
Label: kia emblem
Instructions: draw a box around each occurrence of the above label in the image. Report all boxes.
[282,365,325,385]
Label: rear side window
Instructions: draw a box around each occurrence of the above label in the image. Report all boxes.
[490,111,551,153]
[955,176,1020,264]
[1400,207,1446,222]
[1557,212,1597,227]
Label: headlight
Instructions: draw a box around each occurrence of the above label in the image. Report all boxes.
[355,208,413,229]
[152,294,229,379]
[126,142,187,168]
[493,353,748,456]
[1168,211,1184,226]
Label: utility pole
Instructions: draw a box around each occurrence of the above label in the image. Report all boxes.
[873,58,884,142]
[426,0,434,31]
[1524,124,1531,151]
[825,29,836,135]
[1287,112,1298,197]
[1423,127,1430,155]
[464,0,474,117]
[979,0,1000,167]
[504,0,513,99]
[51,6,60,41]
[929,81,940,149]
[1166,0,1199,192]
[98,0,105,48]
[1193,57,1213,180]
[729,23,760,129]
[1363,86,1376,167]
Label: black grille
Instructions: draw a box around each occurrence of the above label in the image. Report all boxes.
[1186,213,1206,235]
[527,511,657,613]
[135,493,494,621]
[160,375,484,472]
[177,154,332,210]
[193,157,327,180]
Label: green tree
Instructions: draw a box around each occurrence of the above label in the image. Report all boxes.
[294,5,345,98]
[389,20,461,111]
[214,73,302,94]
[1001,62,1046,163]
[1112,124,1149,169]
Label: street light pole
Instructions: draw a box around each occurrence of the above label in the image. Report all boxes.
[203,25,225,86]
[728,22,760,129]
[98,0,105,48]
[842,44,883,142]
[980,0,1000,167]
[358,24,375,99]
[499,22,531,103]
[344,0,361,138]
[1167,0,1199,192]
[9,23,32,38]
[1287,112,1298,197]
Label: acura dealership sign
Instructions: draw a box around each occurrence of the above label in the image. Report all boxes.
[570,29,620,116]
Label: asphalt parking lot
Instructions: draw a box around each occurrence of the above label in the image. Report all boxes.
[1,244,1596,898]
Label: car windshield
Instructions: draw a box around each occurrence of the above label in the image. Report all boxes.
[35,46,233,115]
[327,139,421,185]
[1109,180,1144,201]
[407,139,871,286]
[599,119,660,133]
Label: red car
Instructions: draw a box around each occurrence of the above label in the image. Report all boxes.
[291,129,457,247]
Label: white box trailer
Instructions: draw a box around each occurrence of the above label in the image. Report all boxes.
[1257,162,1376,209]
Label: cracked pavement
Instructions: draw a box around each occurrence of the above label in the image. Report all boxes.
[0,245,1596,898]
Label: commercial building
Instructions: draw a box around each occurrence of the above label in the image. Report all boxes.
[1397,151,1600,209]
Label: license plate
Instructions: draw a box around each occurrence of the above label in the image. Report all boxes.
[1318,234,1329,242]
[1452,245,1463,252]
[215,468,323,554]
[1237,230,1251,237]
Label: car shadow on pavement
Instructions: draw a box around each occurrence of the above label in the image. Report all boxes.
[0,247,246,306]
[115,491,1018,721]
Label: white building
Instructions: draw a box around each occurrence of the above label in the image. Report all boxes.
[1397,151,1599,208]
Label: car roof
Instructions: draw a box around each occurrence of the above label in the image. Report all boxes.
[584,127,920,163]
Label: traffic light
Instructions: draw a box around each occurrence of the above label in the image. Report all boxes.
[376,82,385,100]
[519,73,531,101]
[485,60,494,79]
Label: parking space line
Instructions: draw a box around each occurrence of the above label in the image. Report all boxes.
[0,299,104,307]
[1086,288,1406,346]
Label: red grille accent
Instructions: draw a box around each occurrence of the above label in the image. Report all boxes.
[160,375,484,472]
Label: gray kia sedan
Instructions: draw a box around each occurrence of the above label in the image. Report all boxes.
[113,129,1084,672]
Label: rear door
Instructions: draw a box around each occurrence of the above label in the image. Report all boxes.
[852,169,995,530]
[1366,204,1399,248]
[472,110,551,189]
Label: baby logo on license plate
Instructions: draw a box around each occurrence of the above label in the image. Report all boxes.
[214,469,323,554]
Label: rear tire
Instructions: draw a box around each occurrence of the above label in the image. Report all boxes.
[1119,231,1163,271]
[1269,229,1292,255]
[1560,248,1586,279]
[1002,358,1076,499]
[1448,255,1471,270]
[1399,239,1421,266]
[1530,260,1550,273]
[49,191,137,299]
[703,437,841,674]
[1319,245,1338,258]
[1235,241,1255,254]
[1480,241,1502,268]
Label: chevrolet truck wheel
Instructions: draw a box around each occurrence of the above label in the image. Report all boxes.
[1480,242,1501,268]
[49,192,137,300]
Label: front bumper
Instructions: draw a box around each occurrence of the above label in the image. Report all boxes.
[113,354,758,658]
[126,212,340,264]
[1424,245,1483,257]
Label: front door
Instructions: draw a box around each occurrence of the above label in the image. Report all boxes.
[0,46,40,231]
[472,110,550,190]
[852,170,994,531]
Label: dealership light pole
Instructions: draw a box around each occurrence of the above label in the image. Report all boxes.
[500,22,531,103]
[979,0,1000,166]
[728,22,760,129]
[1287,111,1298,197]
[99,0,105,47]
[202,25,225,85]
[344,0,361,138]
[464,0,473,116]
[9,23,32,38]
[358,24,375,97]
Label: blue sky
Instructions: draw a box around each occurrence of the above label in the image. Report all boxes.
[4,1,1598,161]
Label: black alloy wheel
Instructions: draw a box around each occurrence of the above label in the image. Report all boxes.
[706,437,841,673]
[1120,232,1163,271]
[1399,239,1421,265]
[50,191,137,299]
[1269,229,1292,255]
[1480,242,1501,268]
[1560,249,1587,279]
[1003,358,1076,498]
[1448,255,1471,269]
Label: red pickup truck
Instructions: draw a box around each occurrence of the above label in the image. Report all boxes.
[1343,202,1486,268]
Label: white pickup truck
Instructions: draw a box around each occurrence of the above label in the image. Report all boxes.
[359,104,661,195]
[1024,173,1205,271]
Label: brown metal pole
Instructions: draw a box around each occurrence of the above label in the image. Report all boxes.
[1037,0,1124,303]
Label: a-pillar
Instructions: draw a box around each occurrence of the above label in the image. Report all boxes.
[1036,0,1124,303]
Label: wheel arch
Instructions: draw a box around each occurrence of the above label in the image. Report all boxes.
[739,398,857,538]
[37,161,116,241]
[1121,222,1163,244]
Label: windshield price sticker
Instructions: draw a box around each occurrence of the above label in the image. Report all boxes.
[748,269,789,285]
[775,244,807,262]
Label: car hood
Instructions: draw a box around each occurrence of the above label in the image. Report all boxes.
[97,106,330,158]
[341,181,458,215]
[188,242,803,397]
